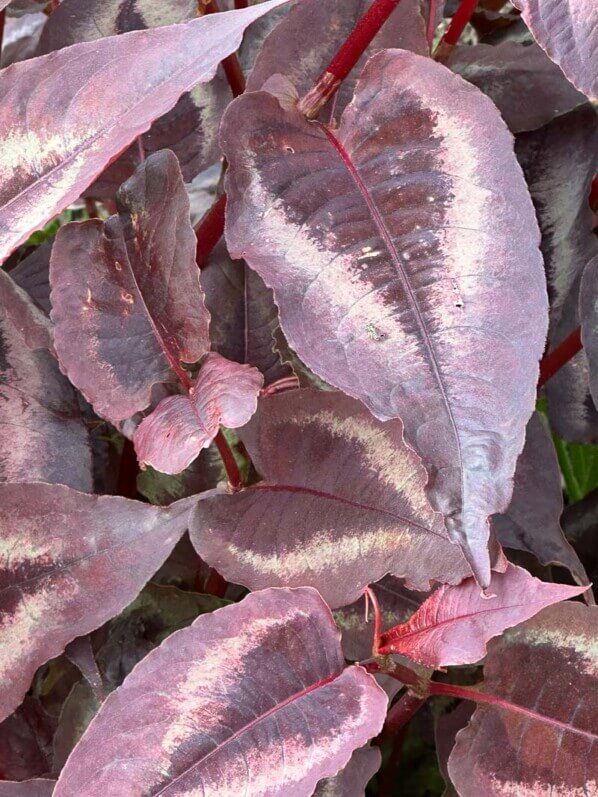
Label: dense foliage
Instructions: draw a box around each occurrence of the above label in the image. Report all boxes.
[0,0,597,794]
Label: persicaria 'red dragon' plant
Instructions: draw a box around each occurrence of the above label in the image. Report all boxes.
[0,0,597,794]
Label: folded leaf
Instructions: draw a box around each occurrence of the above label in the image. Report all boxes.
[54,587,387,796]
[222,50,547,586]
[313,746,381,797]
[448,602,598,795]
[191,389,470,608]
[0,0,289,263]
[50,150,209,424]
[0,483,195,722]
[493,411,592,593]
[0,270,92,490]
[511,0,597,101]
[134,352,263,474]
[378,564,586,667]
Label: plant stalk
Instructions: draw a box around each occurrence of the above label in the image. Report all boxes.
[538,327,582,388]
[214,429,242,489]
[205,1,246,96]
[382,691,426,736]
[298,0,404,119]
[434,0,478,61]
[195,193,227,269]
[426,0,437,50]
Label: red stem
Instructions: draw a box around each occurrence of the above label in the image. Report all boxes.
[298,0,404,118]
[538,327,582,388]
[434,0,477,60]
[590,173,598,214]
[205,1,246,97]
[382,691,426,736]
[116,438,139,499]
[364,586,382,655]
[195,194,227,269]
[234,0,248,7]
[426,0,437,50]
[0,10,5,55]
[204,567,228,598]
[427,681,598,742]
[214,430,242,489]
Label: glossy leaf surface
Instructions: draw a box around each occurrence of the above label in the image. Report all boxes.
[50,150,209,423]
[55,588,387,796]
[0,270,92,490]
[379,564,586,667]
[448,602,598,795]
[0,0,289,263]
[0,483,194,722]
[134,353,263,475]
[222,50,547,586]
[493,412,591,590]
[511,0,598,101]
[191,389,470,609]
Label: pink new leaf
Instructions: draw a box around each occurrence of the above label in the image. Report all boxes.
[378,564,587,667]
[134,353,263,475]
[54,588,387,796]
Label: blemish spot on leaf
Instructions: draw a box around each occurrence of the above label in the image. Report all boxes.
[365,322,385,342]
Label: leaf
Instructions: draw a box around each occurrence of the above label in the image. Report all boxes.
[0,483,194,723]
[313,746,381,797]
[562,489,598,595]
[50,150,209,424]
[191,388,471,609]
[137,444,225,505]
[0,782,55,797]
[0,270,92,491]
[133,352,263,475]
[447,42,586,134]
[0,696,54,780]
[516,106,598,441]
[510,0,597,101]
[8,240,51,313]
[36,0,231,197]
[447,602,598,795]
[201,241,294,386]
[493,412,591,591]
[222,49,547,586]
[434,703,474,797]
[52,680,101,773]
[378,563,586,667]
[54,587,387,796]
[580,255,598,408]
[0,0,289,263]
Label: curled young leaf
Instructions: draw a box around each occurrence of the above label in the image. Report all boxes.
[0,0,289,263]
[222,50,547,586]
[191,389,470,609]
[54,587,387,797]
[0,483,194,723]
[378,564,586,667]
[493,412,592,592]
[0,270,92,490]
[448,602,598,795]
[133,353,263,475]
[511,0,598,101]
[50,150,209,424]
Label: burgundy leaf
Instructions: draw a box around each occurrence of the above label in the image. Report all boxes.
[334,576,427,662]
[580,255,598,409]
[434,703,474,797]
[52,680,100,773]
[8,240,51,313]
[493,412,592,592]
[447,42,586,134]
[0,11,45,68]
[36,0,230,196]
[378,563,586,667]
[313,746,381,797]
[190,389,471,609]
[201,241,294,386]
[0,483,194,723]
[54,587,387,796]
[0,0,289,263]
[0,783,55,797]
[448,602,598,795]
[562,489,598,594]
[50,150,209,424]
[511,0,597,101]
[0,270,92,490]
[133,352,263,475]
[222,50,547,586]
[0,697,54,780]
[516,106,598,441]
[247,0,429,114]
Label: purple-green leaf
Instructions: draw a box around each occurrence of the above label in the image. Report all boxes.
[54,588,387,796]
[222,50,547,586]
[50,150,209,424]
[134,353,263,475]
[190,388,471,608]
[0,483,194,722]
[0,0,289,263]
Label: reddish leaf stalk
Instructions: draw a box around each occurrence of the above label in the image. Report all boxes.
[434,0,478,61]
[538,327,583,388]
[297,0,405,119]
[205,1,246,97]
[195,193,227,268]
[0,10,5,54]
[234,0,248,7]
[214,429,242,489]
[204,567,228,597]
[382,691,426,735]
[426,0,437,50]
[364,586,382,654]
